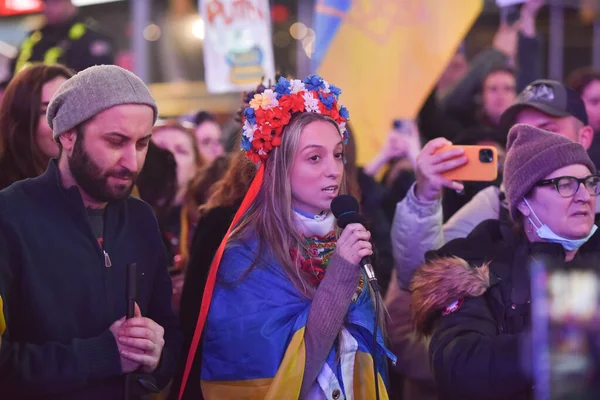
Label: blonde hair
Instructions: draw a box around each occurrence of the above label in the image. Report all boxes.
[231,112,347,297]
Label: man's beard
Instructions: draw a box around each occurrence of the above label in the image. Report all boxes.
[68,136,137,202]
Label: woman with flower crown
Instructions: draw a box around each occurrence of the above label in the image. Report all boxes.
[176,75,396,400]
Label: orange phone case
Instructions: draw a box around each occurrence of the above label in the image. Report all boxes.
[434,145,498,182]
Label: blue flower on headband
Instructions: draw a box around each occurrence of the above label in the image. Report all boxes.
[243,107,256,125]
[318,92,335,110]
[329,84,342,97]
[241,136,252,151]
[303,74,325,91]
[273,77,291,99]
[339,106,350,120]
[343,135,349,145]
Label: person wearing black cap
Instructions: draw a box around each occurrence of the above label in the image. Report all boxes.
[11,0,114,75]
[499,79,593,150]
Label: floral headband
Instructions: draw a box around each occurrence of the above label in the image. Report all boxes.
[241,74,350,163]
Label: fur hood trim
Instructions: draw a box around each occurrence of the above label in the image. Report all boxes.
[410,256,491,336]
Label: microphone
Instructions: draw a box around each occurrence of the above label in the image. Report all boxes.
[331,195,379,291]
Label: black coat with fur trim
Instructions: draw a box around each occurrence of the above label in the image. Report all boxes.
[410,218,600,400]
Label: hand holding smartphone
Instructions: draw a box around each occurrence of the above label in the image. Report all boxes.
[433,145,498,182]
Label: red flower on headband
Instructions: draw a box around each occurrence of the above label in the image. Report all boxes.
[279,92,306,114]
[240,76,349,162]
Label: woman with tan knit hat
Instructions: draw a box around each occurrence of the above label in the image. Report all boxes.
[409,123,600,400]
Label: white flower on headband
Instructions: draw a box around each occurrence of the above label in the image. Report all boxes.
[303,92,320,113]
[289,79,305,94]
[242,120,257,141]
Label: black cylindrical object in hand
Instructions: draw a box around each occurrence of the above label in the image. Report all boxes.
[125,263,137,400]
[126,263,137,319]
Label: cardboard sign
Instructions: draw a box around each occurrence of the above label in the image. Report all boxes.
[200,0,276,93]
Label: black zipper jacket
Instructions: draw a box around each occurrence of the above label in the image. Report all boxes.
[0,160,181,399]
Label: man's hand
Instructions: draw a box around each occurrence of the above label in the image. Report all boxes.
[414,138,466,202]
[117,303,165,373]
[109,316,142,374]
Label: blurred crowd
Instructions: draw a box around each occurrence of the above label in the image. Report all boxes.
[4,0,600,399]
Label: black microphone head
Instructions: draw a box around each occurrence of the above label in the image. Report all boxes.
[331,195,360,229]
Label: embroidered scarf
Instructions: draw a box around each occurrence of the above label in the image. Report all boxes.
[292,210,337,286]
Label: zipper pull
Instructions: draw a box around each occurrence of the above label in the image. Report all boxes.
[104,250,112,268]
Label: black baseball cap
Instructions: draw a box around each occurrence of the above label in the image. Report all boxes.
[499,79,589,130]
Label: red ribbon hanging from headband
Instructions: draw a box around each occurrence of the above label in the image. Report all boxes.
[178,163,265,400]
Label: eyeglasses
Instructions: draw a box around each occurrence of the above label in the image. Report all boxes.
[535,175,600,198]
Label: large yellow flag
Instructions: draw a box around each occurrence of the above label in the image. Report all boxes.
[313,0,483,165]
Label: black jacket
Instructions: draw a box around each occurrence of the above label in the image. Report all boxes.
[170,204,238,400]
[11,15,114,75]
[410,218,600,400]
[0,161,181,399]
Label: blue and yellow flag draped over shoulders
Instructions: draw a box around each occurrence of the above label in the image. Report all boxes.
[312,0,483,166]
[201,235,395,399]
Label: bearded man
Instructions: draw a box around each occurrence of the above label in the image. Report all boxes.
[0,65,181,399]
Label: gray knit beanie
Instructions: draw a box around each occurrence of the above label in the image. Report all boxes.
[504,123,596,220]
[47,65,158,139]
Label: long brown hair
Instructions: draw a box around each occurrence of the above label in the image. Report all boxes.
[0,64,74,188]
[198,139,257,217]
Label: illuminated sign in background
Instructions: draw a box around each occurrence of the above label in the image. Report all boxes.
[0,0,122,16]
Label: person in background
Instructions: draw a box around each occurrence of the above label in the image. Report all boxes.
[420,0,544,142]
[192,111,224,164]
[0,65,181,398]
[138,142,178,225]
[11,0,114,76]
[0,64,73,190]
[411,124,600,399]
[568,66,600,168]
[152,120,203,216]
[151,120,204,312]
[188,154,230,209]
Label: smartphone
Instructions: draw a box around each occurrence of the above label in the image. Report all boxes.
[434,145,498,182]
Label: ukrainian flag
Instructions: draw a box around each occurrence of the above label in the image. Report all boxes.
[312,0,483,165]
[200,236,395,398]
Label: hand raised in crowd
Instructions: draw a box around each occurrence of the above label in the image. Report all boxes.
[112,303,166,374]
[492,22,519,60]
[335,223,372,266]
[414,138,466,202]
[363,120,422,177]
[521,0,545,37]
